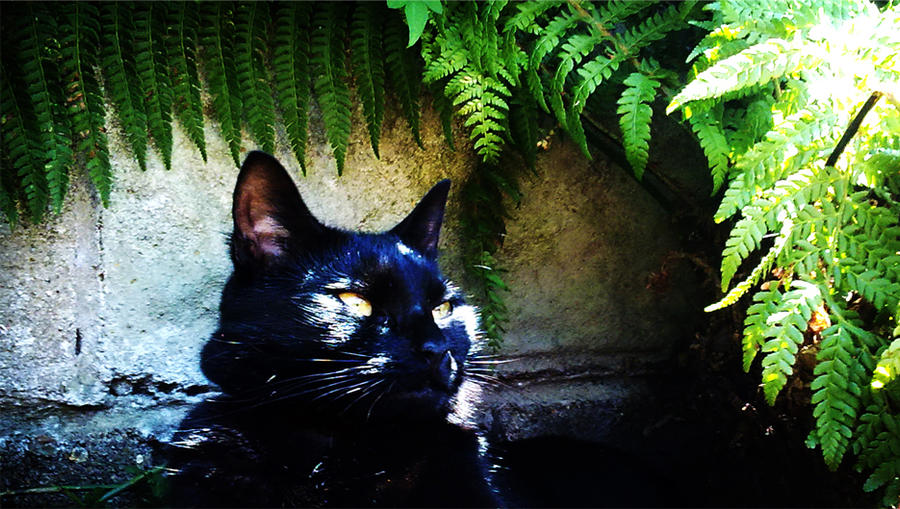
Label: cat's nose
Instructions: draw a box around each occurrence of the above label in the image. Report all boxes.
[428,349,458,389]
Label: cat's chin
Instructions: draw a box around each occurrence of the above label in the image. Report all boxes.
[371,384,456,423]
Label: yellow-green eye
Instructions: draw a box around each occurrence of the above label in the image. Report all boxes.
[432,301,453,321]
[338,292,372,317]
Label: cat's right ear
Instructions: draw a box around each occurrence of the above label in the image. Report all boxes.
[231,151,323,270]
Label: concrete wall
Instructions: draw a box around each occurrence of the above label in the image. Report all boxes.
[0,99,705,500]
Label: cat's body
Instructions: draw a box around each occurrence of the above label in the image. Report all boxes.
[167,152,499,507]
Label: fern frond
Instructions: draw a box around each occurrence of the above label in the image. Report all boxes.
[134,3,174,170]
[166,2,206,162]
[714,108,839,222]
[508,90,539,169]
[429,81,455,151]
[272,2,311,172]
[59,2,112,206]
[384,9,423,148]
[613,2,694,58]
[720,206,767,291]
[706,219,791,311]
[811,323,866,470]
[689,104,730,193]
[617,72,660,180]
[200,2,243,167]
[18,3,72,217]
[855,404,900,505]
[312,4,352,175]
[236,3,275,154]
[351,2,387,158]
[505,0,564,34]
[760,280,823,404]
[872,338,900,390]
[100,2,148,171]
[742,285,782,371]
[668,38,818,114]
[0,58,41,224]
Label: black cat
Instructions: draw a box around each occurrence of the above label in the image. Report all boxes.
[166,152,500,507]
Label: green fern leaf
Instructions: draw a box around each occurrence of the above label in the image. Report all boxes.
[713,108,839,222]
[272,2,311,172]
[872,338,900,391]
[312,4,352,175]
[429,81,456,151]
[688,104,730,194]
[384,9,423,148]
[505,0,563,34]
[236,3,275,155]
[720,207,767,291]
[200,2,243,168]
[59,2,112,206]
[351,2,387,158]
[0,59,40,224]
[760,280,823,404]
[134,3,174,170]
[613,2,694,58]
[617,72,660,180]
[100,2,148,171]
[167,2,207,162]
[742,286,782,371]
[668,38,818,113]
[811,323,865,470]
[508,91,539,169]
[17,3,72,217]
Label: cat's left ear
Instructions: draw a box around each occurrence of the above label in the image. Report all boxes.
[390,180,451,259]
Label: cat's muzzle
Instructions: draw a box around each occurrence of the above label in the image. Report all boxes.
[430,350,459,390]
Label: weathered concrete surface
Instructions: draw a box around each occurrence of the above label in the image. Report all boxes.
[0,94,707,502]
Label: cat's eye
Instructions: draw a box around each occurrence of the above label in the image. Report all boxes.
[432,301,453,321]
[337,292,373,317]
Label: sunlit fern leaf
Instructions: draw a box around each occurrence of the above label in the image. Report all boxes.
[17,3,72,218]
[617,72,660,180]
[312,4,352,175]
[688,104,730,194]
[872,338,900,391]
[760,280,823,405]
[720,206,766,291]
[100,2,148,172]
[743,286,782,371]
[236,3,275,155]
[272,2,311,173]
[201,2,243,168]
[706,221,789,312]
[350,2,387,158]
[384,18,423,148]
[668,38,818,114]
[812,323,865,470]
[713,108,839,223]
[166,3,207,162]
[134,3,174,170]
[59,2,112,207]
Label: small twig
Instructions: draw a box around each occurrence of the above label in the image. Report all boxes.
[825,92,883,167]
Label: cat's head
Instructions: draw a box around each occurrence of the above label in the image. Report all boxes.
[201,152,486,424]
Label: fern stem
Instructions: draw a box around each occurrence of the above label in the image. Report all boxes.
[825,92,883,168]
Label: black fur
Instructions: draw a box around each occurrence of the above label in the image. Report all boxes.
[166,152,498,507]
